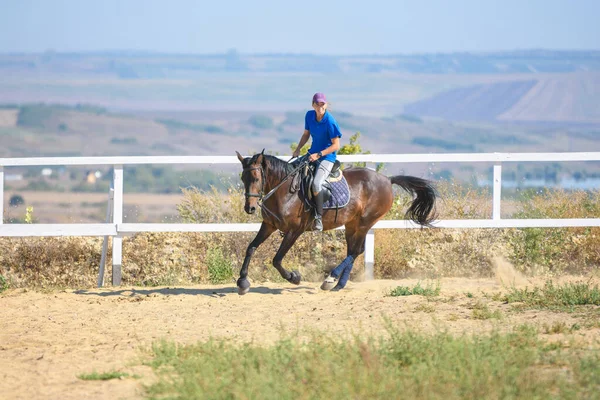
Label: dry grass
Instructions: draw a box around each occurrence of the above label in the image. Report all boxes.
[1,186,600,289]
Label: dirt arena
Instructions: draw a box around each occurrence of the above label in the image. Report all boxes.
[1,266,599,400]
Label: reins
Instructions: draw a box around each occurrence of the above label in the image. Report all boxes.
[243,157,309,223]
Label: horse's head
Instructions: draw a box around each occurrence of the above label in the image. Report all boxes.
[236,150,266,215]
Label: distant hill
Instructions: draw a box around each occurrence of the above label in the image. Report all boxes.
[403,73,600,123]
[2,103,600,183]
[2,50,599,123]
[2,50,600,76]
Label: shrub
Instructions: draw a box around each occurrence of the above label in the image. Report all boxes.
[1,185,600,289]
[16,104,56,128]
[9,194,24,207]
[0,275,8,293]
[389,281,440,297]
[0,237,103,289]
[206,246,233,284]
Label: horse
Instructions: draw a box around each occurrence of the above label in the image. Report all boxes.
[235,150,437,295]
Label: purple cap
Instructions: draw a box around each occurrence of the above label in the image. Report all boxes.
[312,92,327,103]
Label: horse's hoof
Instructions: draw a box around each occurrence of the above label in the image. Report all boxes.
[237,278,250,295]
[320,275,338,291]
[288,270,302,285]
[238,286,250,295]
[331,284,345,292]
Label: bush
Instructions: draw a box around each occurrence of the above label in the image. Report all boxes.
[16,104,56,128]
[9,194,24,207]
[0,237,103,289]
[206,246,233,284]
[1,185,599,289]
[0,275,8,293]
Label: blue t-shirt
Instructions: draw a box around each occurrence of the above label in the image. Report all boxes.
[304,110,342,163]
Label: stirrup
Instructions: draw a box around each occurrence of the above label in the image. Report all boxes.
[314,217,323,231]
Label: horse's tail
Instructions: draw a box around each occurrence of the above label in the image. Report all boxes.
[389,175,438,227]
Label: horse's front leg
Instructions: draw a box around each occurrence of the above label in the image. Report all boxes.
[273,230,304,285]
[238,222,276,295]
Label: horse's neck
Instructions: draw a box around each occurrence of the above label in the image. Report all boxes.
[265,174,288,194]
[264,164,287,192]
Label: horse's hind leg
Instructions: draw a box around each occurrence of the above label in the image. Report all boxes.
[272,230,304,285]
[323,224,369,291]
[238,222,277,295]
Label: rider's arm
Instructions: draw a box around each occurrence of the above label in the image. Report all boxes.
[295,130,310,151]
[319,137,340,157]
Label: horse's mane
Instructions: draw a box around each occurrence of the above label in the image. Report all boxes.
[251,153,295,178]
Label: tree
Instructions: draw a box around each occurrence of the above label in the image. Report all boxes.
[338,132,384,171]
[9,194,24,207]
[289,131,383,171]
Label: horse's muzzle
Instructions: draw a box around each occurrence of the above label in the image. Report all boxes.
[244,205,257,214]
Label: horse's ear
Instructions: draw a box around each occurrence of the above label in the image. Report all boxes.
[235,151,244,163]
[256,149,265,165]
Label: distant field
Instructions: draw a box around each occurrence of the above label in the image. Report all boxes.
[0,72,551,117]
[405,72,600,123]
[3,191,184,223]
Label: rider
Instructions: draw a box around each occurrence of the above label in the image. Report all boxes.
[292,92,342,231]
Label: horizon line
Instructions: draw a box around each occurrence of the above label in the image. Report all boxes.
[2,48,600,57]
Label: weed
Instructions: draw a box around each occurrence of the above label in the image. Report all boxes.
[447,313,459,321]
[504,280,600,311]
[142,325,598,400]
[0,275,8,293]
[471,301,503,320]
[414,303,436,313]
[542,321,568,334]
[77,371,133,381]
[206,246,233,284]
[389,281,441,297]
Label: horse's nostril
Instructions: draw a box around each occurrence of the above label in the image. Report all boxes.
[249,207,256,214]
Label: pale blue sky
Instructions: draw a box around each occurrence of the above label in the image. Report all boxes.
[1,0,598,54]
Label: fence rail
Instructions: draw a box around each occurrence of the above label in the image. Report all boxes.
[2,152,600,286]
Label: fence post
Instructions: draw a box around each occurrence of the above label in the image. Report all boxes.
[0,166,3,224]
[364,229,375,280]
[97,185,114,287]
[112,165,124,286]
[363,161,376,280]
[493,164,502,220]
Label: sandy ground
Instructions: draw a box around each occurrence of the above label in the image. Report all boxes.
[1,265,599,400]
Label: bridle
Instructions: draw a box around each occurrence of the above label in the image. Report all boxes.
[242,157,309,222]
[242,165,266,201]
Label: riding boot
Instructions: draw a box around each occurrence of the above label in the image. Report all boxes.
[313,191,325,231]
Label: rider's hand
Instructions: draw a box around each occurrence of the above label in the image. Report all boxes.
[308,153,320,162]
[292,148,300,158]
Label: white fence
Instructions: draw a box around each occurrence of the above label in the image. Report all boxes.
[2,152,600,286]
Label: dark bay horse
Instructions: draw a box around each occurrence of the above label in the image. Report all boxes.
[235,150,437,295]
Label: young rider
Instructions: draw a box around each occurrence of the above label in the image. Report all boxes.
[292,92,342,231]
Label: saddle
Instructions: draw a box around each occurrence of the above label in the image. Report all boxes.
[290,159,348,219]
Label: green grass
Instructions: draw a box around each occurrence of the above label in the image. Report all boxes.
[206,246,234,284]
[141,325,600,400]
[389,281,441,297]
[504,280,600,311]
[77,371,133,381]
[471,301,503,320]
[0,275,8,293]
